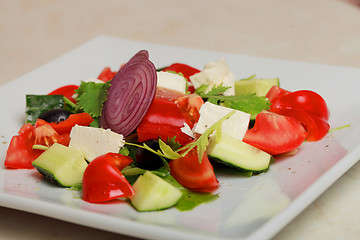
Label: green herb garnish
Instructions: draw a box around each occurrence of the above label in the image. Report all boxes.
[75,81,111,127]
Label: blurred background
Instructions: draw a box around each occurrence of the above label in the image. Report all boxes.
[1,0,360,85]
[1,1,360,240]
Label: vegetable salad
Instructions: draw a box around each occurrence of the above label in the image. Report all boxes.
[3,50,330,211]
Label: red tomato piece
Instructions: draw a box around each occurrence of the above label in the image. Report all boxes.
[266,86,291,102]
[17,123,36,149]
[59,133,71,146]
[49,112,93,134]
[4,123,42,169]
[270,90,330,121]
[243,111,308,155]
[48,85,79,104]
[4,135,41,169]
[174,94,204,129]
[272,107,330,142]
[97,67,117,82]
[34,119,48,127]
[137,123,193,146]
[169,147,218,192]
[105,152,133,170]
[137,98,193,145]
[4,119,74,169]
[33,124,68,147]
[82,153,134,203]
[18,123,34,135]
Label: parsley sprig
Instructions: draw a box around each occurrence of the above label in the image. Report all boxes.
[196,83,270,118]
[75,81,111,127]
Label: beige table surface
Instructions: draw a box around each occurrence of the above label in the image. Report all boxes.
[1,0,360,239]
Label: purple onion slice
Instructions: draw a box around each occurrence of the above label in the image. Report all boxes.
[100,50,157,136]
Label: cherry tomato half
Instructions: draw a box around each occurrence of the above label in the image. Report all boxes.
[82,153,134,203]
[270,90,330,121]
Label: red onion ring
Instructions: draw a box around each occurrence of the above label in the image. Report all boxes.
[100,50,157,136]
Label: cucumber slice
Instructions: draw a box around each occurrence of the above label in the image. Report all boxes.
[32,143,88,188]
[130,171,183,212]
[207,133,271,172]
[235,77,279,97]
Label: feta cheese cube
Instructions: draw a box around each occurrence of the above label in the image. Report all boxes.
[193,102,250,141]
[69,125,125,162]
[190,58,235,96]
[157,71,187,94]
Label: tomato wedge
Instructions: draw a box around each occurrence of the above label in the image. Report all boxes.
[243,111,308,155]
[4,112,93,169]
[33,124,69,147]
[169,147,218,192]
[82,153,134,203]
[48,85,79,104]
[4,135,42,169]
[4,122,65,169]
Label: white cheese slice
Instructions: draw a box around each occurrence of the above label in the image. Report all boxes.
[157,71,187,94]
[193,102,250,141]
[180,123,196,139]
[69,125,125,162]
[190,58,235,96]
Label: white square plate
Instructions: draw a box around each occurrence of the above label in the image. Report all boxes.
[1,36,359,240]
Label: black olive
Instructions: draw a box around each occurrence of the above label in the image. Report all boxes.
[135,139,164,170]
[38,109,71,123]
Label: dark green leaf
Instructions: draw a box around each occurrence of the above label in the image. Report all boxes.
[26,95,64,124]
[75,81,111,118]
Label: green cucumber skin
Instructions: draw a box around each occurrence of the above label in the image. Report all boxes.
[33,165,78,188]
[210,156,271,175]
[207,134,272,173]
[31,143,87,188]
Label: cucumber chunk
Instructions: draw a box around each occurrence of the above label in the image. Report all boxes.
[235,77,279,97]
[130,171,183,212]
[207,133,271,172]
[32,143,88,188]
